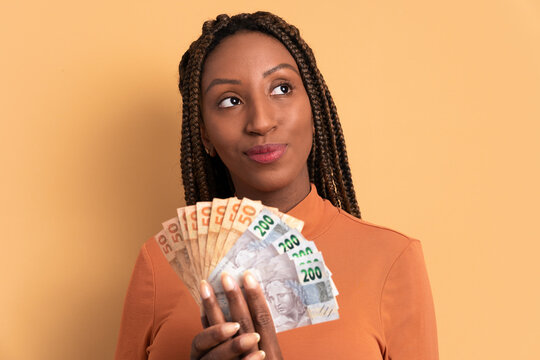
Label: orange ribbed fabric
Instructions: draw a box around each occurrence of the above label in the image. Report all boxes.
[115,185,439,359]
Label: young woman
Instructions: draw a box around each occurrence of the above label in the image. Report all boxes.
[116,11,438,359]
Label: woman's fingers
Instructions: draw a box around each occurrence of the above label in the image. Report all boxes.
[200,333,261,360]
[242,350,266,360]
[200,280,226,326]
[222,272,259,353]
[243,271,283,360]
[222,273,256,333]
[190,322,240,359]
[200,315,209,329]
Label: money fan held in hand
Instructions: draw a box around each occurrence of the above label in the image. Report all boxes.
[155,197,339,333]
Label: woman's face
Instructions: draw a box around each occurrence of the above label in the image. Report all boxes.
[266,281,299,317]
[200,31,313,197]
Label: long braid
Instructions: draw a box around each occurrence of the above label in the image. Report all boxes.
[178,11,361,218]
[325,82,360,216]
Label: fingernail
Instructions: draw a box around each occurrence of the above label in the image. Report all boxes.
[259,350,266,359]
[223,322,240,336]
[244,271,259,289]
[221,272,236,291]
[253,332,261,342]
[200,280,211,299]
[240,332,260,348]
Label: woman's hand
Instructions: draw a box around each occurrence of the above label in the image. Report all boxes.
[241,271,283,359]
[190,322,262,360]
[189,272,284,360]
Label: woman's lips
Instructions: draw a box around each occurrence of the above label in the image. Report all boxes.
[245,144,287,164]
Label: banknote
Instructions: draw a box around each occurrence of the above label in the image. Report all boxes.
[212,198,241,271]
[218,198,263,263]
[155,228,201,306]
[176,208,191,259]
[207,209,339,330]
[210,227,311,291]
[161,218,200,302]
[208,209,289,288]
[270,231,338,298]
[293,251,339,297]
[290,252,340,316]
[259,255,338,328]
[161,217,187,273]
[155,229,175,264]
[270,229,315,256]
[184,205,202,281]
[265,206,305,232]
[218,253,337,332]
[292,252,329,285]
[206,198,228,277]
[196,201,212,279]
[277,212,305,232]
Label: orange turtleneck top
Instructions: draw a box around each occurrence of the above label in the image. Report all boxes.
[115,185,439,359]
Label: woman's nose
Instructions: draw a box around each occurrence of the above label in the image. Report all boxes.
[245,97,277,136]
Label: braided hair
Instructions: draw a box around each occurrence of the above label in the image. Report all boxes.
[178,11,361,218]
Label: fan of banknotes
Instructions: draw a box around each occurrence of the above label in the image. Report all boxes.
[154,197,339,333]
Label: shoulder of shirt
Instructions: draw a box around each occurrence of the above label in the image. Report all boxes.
[142,235,157,256]
[139,235,170,272]
[139,235,186,298]
[332,207,420,249]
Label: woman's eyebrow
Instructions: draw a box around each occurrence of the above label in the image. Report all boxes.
[262,63,300,77]
[205,79,241,94]
[204,63,300,94]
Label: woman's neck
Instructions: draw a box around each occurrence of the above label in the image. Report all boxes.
[232,177,311,213]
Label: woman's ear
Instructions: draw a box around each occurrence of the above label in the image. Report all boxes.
[200,123,216,157]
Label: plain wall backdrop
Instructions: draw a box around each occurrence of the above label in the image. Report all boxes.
[1,0,539,358]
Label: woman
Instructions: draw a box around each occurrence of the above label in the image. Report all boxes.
[116,11,438,359]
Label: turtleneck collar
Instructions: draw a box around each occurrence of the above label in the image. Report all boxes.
[286,184,339,240]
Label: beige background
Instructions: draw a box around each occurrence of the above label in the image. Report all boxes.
[1,0,539,359]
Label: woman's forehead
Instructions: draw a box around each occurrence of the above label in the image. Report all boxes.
[201,31,298,80]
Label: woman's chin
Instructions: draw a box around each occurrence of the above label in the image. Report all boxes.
[233,173,298,196]
[228,161,311,199]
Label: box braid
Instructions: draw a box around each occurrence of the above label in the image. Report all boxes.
[178,11,361,218]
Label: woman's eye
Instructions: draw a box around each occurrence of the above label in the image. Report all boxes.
[270,83,292,95]
[218,96,242,108]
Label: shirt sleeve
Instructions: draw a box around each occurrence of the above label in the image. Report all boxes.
[380,239,439,360]
[115,243,155,360]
